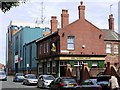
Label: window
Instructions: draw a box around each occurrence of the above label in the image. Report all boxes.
[92,61,98,68]
[114,44,118,54]
[40,45,42,54]
[38,63,42,74]
[106,44,112,53]
[44,43,46,53]
[47,62,50,74]
[52,61,56,74]
[47,42,49,53]
[67,36,74,50]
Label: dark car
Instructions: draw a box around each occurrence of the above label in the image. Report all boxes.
[13,73,24,82]
[97,75,111,90]
[81,75,111,90]
[49,77,78,90]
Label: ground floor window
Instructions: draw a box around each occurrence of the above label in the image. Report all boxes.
[52,61,56,74]
[47,62,50,74]
[38,63,42,74]
[92,61,98,68]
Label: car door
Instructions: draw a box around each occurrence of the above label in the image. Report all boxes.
[54,78,61,89]
[23,75,28,84]
[39,76,44,87]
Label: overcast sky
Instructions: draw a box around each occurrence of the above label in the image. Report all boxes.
[0,0,119,65]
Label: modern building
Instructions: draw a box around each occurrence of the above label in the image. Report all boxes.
[6,21,50,74]
[36,2,106,77]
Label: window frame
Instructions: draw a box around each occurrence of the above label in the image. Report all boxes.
[106,43,112,54]
[67,36,75,50]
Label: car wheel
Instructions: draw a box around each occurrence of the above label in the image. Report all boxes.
[49,87,52,90]
[57,88,61,90]
[37,83,39,88]
[42,83,45,88]
[23,82,25,85]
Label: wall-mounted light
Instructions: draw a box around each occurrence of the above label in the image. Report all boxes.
[82,45,85,49]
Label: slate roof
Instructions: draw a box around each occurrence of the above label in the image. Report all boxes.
[101,29,120,41]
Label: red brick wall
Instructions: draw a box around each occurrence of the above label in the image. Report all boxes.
[105,41,119,65]
[59,19,105,55]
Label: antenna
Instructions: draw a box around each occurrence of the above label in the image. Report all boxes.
[35,0,46,25]
[110,4,113,14]
[40,1,46,24]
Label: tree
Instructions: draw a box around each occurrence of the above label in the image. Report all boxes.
[0,0,28,13]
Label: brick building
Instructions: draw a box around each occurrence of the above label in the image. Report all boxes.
[36,1,106,77]
[101,14,120,67]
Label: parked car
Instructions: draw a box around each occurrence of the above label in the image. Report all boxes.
[74,85,102,90]
[0,70,7,81]
[23,74,38,85]
[49,77,78,90]
[81,75,111,90]
[13,73,24,82]
[37,75,55,88]
[97,75,111,90]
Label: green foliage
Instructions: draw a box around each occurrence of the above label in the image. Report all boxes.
[0,0,28,13]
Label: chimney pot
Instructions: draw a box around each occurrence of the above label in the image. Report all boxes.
[78,1,85,19]
[51,16,58,33]
[108,14,114,31]
[61,9,69,28]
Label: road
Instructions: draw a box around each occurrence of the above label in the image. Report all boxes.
[0,76,49,90]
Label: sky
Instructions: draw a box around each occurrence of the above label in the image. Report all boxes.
[0,0,120,65]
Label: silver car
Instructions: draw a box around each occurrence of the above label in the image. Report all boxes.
[37,75,55,88]
[0,71,7,81]
[23,74,38,85]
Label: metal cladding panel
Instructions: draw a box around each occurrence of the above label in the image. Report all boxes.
[22,27,43,45]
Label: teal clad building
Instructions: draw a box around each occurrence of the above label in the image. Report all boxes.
[10,22,50,74]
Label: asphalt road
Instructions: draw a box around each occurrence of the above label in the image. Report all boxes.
[0,76,49,90]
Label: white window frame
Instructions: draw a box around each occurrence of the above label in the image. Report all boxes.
[47,42,49,53]
[106,43,112,54]
[44,43,46,53]
[114,44,118,54]
[40,45,42,54]
[47,62,50,74]
[38,63,42,74]
[67,36,75,50]
[52,61,56,74]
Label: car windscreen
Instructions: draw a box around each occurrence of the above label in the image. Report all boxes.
[44,76,54,80]
[63,78,76,84]
[27,75,36,79]
[97,75,111,82]
[16,73,23,76]
[0,72,6,75]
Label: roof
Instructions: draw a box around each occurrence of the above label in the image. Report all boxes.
[101,29,120,41]
[8,21,50,28]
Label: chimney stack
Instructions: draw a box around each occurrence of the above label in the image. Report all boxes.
[50,16,58,33]
[78,1,85,19]
[61,9,69,28]
[108,14,114,31]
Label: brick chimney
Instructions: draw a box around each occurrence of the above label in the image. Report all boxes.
[61,9,69,28]
[50,16,58,33]
[78,1,85,19]
[108,14,114,31]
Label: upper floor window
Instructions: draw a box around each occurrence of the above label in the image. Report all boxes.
[114,44,118,54]
[47,42,49,53]
[106,43,112,54]
[67,36,74,50]
[44,43,46,53]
